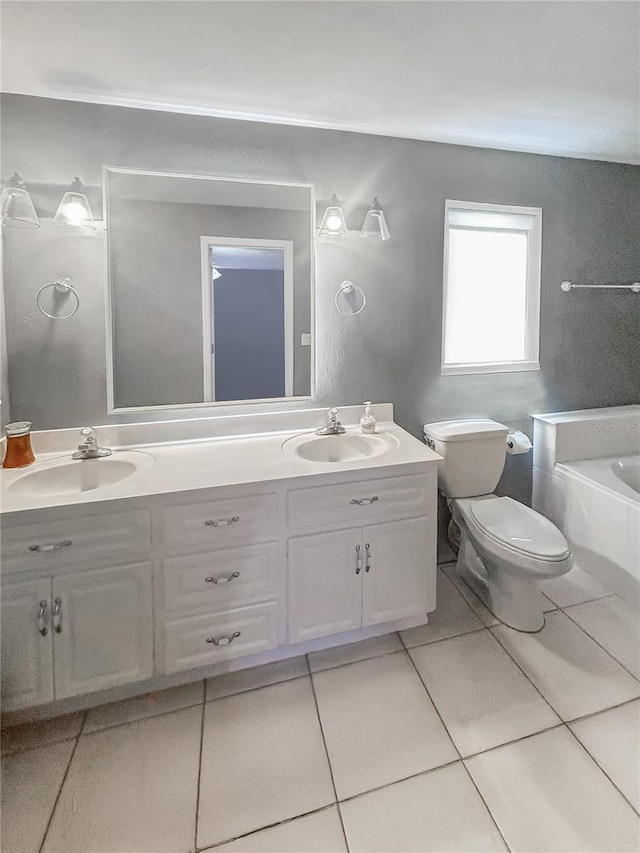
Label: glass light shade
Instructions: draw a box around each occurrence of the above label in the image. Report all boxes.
[318,194,349,239]
[360,197,390,241]
[53,178,96,230]
[1,173,40,229]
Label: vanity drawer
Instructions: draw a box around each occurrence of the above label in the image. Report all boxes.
[288,473,435,531]
[162,543,281,613]
[161,601,279,673]
[1,511,151,575]
[162,494,278,552]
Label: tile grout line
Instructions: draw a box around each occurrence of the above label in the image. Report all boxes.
[336,759,461,805]
[79,697,206,739]
[400,623,488,652]
[307,654,351,853]
[562,720,640,818]
[308,637,404,674]
[439,583,640,820]
[560,605,640,684]
[37,714,85,853]
[553,590,617,610]
[404,646,513,853]
[205,669,306,703]
[487,623,571,720]
[460,721,566,761]
[488,613,640,772]
[193,682,207,852]
[565,694,640,725]
[195,804,340,852]
[1,732,78,759]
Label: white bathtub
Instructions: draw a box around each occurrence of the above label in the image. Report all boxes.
[613,457,640,494]
[532,406,640,607]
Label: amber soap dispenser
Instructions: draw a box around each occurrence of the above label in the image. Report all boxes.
[3,421,36,469]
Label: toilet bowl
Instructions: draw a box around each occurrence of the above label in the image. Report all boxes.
[451,495,572,631]
[424,419,573,632]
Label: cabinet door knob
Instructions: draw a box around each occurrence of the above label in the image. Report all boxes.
[349,496,379,506]
[37,600,49,636]
[206,631,241,647]
[205,572,240,585]
[204,516,240,528]
[365,542,372,573]
[355,544,362,575]
[29,539,73,553]
[52,597,63,633]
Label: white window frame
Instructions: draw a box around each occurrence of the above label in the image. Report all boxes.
[200,235,295,402]
[441,199,542,376]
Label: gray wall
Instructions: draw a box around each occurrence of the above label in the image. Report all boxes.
[109,198,311,407]
[2,94,639,502]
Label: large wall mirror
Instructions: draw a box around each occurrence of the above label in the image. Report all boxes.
[105,168,314,411]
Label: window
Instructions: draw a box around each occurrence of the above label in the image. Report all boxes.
[441,200,542,375]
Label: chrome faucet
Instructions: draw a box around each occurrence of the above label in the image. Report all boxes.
[316,408,346,436]
[72,427,112,460]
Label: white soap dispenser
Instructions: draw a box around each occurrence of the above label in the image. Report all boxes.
[360,401,377,434]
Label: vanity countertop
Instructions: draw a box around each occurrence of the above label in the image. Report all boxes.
[0,422,441,515]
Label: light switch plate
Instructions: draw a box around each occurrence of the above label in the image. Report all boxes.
[301,333,311,346]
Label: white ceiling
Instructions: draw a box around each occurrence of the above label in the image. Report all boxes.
[2,1,639,164]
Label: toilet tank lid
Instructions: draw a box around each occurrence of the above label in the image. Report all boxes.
[423,419,509,442]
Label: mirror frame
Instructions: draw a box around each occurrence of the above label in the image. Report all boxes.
[103,166,316,413]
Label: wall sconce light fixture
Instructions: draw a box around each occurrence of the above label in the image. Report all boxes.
[317,193,391,241]
[53,177,97,230]
[360,197,390,241]
[317,194,349,239]
[0,172,40,229]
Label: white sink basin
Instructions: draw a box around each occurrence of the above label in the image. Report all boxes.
[7,451,154,498]
[282,431,399,463]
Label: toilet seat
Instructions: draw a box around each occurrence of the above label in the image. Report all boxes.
[469,497,570,561]
[453,495,572,579]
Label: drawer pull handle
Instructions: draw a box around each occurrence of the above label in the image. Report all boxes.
[355,544,362,575]
[349,496,379,506]
[205,572,240,585]
[205,516,240,528]
[38,600,49,636]
[206,631,241,647]
[52,597,63,633]
[365,542,372,573]
[29,539,73,553]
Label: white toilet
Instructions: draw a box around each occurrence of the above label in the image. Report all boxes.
[424,419,573,632]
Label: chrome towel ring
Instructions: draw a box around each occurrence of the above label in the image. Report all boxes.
[36,277,80,319]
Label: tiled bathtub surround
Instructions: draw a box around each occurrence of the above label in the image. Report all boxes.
[532,405,640,471]
[532,405,640,608]
[2,564,639,852]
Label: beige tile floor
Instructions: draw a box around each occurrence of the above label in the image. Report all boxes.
[2,564,639,853]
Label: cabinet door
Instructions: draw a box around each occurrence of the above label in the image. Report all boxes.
[1,579,54,711]
[52,563,153,699]
[288,530,362,643]
[362,517,435,626]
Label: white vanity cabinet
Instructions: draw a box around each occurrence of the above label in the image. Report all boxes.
[1,452,439,717]
[51,564,153,699]
[1,578,55,710]
[1,509,153,712]
[1,565,153,711]
[287,474,436,644]
[156,491,284,674]
[288,518,434,643]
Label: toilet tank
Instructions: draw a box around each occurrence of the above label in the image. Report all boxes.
[424,419,509,498]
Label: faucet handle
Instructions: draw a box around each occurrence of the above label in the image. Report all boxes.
[79,426,98,446]
[328,407,339,421]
